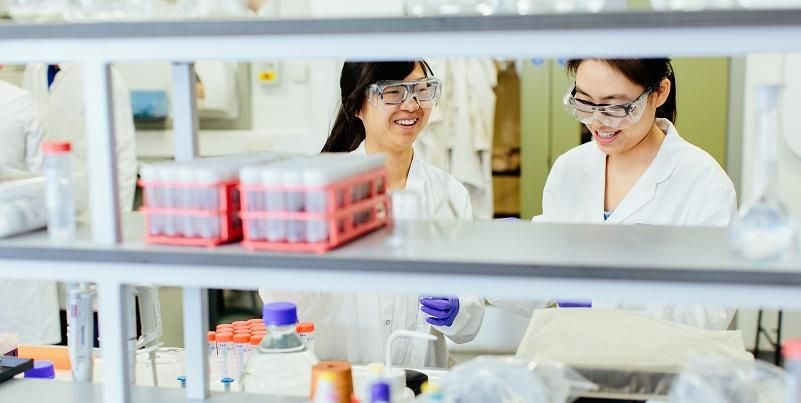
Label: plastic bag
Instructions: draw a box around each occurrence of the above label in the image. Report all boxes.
[669,355,789,403]
[440,357,597,403]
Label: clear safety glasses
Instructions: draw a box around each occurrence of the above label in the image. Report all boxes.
[367,77,442,108]
[563,84,654,130]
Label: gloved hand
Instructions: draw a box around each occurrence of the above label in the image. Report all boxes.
[556,300,592,308]
[419,296,460,327]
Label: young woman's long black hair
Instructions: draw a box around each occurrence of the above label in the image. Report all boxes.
[322,61,432,153]
[566,58,677,124]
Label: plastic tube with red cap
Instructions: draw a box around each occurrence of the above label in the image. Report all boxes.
[784,339,801,402]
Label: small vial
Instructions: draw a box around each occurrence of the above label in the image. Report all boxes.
[263,165,287,242]
[216,332,234,380]
[248,334,264,365]
[42,141,76,242]
[207,331,217,375]
[296,322,315,356]
[233,333,251,379]
[159,165,177,237]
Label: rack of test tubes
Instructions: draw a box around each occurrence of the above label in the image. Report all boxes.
[139,153,284,247]
[239,153,391,253]
[208,319,315,383]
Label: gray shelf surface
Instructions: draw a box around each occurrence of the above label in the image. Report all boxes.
[0,379,304,403]
[0,9,800,39]
[0,213,799,287]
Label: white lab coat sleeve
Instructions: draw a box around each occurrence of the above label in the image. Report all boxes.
[111,68,138,213]
[485,297,550,319]
[686,173,737,227]
[432,295,484,344]
[533,154,565,223]
[21,92,44,172]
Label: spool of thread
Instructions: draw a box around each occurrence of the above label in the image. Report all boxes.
[310,361,353,403]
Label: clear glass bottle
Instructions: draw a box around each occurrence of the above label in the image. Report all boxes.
[240,302,319,397]
[42,141,76,243]
[730,85,797,260]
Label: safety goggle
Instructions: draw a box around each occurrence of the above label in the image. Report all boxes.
[367,77,442,107]
[563,84,654,130]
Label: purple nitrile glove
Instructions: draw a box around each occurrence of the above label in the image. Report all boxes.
[419,296,460,327]
[556,300,592,308]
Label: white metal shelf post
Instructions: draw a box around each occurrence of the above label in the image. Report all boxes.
[82,61,131,403]
[171,61,210,401]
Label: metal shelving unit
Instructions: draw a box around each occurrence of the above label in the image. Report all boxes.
[1,9,801,402]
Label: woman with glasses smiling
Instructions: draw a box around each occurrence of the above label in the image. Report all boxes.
[533,58,737,330]
[260,61,484,368]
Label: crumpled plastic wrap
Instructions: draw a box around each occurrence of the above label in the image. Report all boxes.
[669,355,789,403]
[439,356,597,403]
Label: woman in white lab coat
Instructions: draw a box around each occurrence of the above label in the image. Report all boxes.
[260,61,484,367]
[533,58,736,330]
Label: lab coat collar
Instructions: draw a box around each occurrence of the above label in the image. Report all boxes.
[586,118,682,224]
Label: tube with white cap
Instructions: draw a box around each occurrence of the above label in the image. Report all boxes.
[66,282,95,382]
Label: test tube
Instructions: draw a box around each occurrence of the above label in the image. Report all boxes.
[233,333,250,379]
[297,322,315,356]
[207,331,217,377]
[196,165,221,239]
[248,334,264,365]
[177,164,196,238]
[283,161,306,243]
[216,332,233,380]
[263,164,286,242]
[159,165,177,236]
[240,166,264,241]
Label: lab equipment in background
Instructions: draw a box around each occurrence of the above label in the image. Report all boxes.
[139,153,283,247]
[669,355,790,403]
[63,0,151,21]
[730,85,797,261]
[784,339,801,402]
[240,302,319,396]
[297,322,315,356]
[43,141,75,242]
[0,356,33,384]
[134,347,185,387]
[0,175,46,239]
[310,361,354,403]
[130,90,169,120]
[0,333,19,357]
[255,61,281,86]
[23,360,55,379]
[66,282,95,382]
[240,154,390,253]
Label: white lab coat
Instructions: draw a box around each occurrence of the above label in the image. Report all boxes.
[260,145,483,368]
[22,63,137,213]
[0,80,44,175]
[0,82,57,345]
[522,119,737,330]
